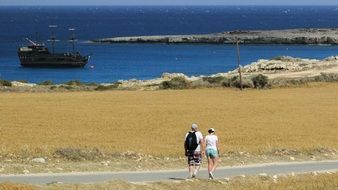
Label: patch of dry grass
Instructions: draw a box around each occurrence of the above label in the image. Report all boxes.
[2,172,338,190]
[0,83,338,157]
[0,183,35,190]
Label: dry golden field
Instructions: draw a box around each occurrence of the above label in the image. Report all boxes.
[0,83,338,157]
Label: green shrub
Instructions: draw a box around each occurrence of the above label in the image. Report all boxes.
[57,85,75,90]
[226,76,253,89]
[271,56,302,62]
[94,83,120,91]
[225,76,240,88]
[236,79,254,89]
[95,85,111,91]
[271,56,285,61]
[271,56,300,62]
[160,77,190,89]
[252,74,269,88]
[54,148,103,161]
[38,80,54,85]
[314,73,338,82]
[65,80,82,86]
[202,76,227,84]
[0,80,12,87]
[86,82,98,86]
[221,79,231,87]
[288,79,309,86]
[50,86,57,90]
[190,79,211,88]
[17,80,28,83]
[269,78,308,87]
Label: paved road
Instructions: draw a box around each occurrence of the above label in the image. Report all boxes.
[0,160,337,185]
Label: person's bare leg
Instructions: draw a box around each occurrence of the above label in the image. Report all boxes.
[189,165,194,178]
[207,157,213,174]
[211,157,219,173]
[194,164,201,176]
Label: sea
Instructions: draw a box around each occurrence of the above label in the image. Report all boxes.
[1,6,338,83]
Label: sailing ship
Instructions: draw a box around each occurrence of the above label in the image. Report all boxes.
[18,26,89,67]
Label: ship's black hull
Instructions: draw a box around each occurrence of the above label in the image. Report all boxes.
[20,61,87,67]
[18,53,89,68]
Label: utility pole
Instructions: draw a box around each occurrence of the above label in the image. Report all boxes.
[236,40,243,90]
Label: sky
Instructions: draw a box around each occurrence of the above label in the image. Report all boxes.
[1,0,338,6]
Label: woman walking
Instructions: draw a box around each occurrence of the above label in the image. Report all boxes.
[204,128,219,179]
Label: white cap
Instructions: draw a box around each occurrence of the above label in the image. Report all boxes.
[191,123,198,130]
[208,128,215,133]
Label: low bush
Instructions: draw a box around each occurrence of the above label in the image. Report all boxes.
[202,76,227,84]
[17,80,28,83]
[190,79,212,88]
[225,76,253,89]
[160,77,189,89]
[252,74,269,88]
[314,73,338,82]
[65,80,82,86]
[95,83,120,91]
[0,80,12,87]
[270,78,311,87]
[54,148,103,161]
[271,56,286,61]
[86,82,98,86]
[38,80,54,85]
[271,56,301,62]
[221,79,231,87]
[59,85,74,90]
[49,86,57,90]
[236,79,254,89]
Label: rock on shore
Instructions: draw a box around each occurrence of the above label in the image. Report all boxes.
[92,28,338,45]
[115,55,338,89]
[237,55,338,79]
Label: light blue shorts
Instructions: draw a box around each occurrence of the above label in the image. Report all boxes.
[206,149,218,158]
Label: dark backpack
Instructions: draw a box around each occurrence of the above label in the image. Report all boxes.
[185,132,198,151]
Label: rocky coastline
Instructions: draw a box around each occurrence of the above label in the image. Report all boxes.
[1,54,338,92]
[92,28,338,44]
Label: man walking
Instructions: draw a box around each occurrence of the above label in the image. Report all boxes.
[184,123,204,178]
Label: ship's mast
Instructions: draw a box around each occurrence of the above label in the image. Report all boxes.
[69,28,77,52]
[48,25,59,54]
[25,38,37,46]
[35,32,39,43]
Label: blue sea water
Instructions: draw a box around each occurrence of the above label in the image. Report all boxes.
[1,6,338,83]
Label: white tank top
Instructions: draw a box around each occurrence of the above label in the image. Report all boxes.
[205,134,218,150]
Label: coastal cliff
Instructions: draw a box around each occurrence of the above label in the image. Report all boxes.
[92,28,338,44]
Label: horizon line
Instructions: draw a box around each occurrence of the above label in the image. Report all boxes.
[1,4,338,7]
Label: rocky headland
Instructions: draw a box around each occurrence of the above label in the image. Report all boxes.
[92,28,338,44]
[116,55,338,89]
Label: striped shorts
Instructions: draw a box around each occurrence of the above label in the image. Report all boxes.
[187,151,202,166]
